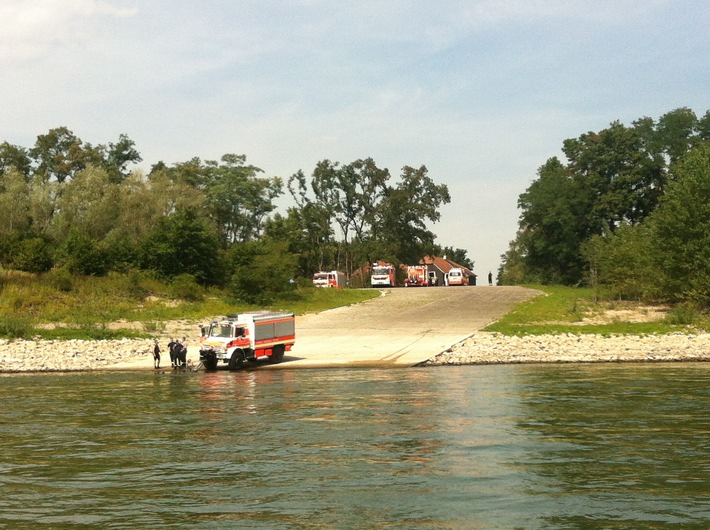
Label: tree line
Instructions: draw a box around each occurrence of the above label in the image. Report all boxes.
[0,126,467,302]
[498,107,710,308]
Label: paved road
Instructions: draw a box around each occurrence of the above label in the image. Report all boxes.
[270,286,540,369]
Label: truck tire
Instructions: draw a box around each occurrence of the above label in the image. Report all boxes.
[269,344,285,364]
[202,353,218,371]
[228,349,246,370]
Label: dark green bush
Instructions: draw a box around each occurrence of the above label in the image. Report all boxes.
[13,237,54,273]
[45,267,73,292]
[170,274,204,301]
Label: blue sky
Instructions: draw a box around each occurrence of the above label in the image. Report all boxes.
[2,0,709,278]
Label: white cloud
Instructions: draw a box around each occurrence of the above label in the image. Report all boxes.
[0,0,137,63]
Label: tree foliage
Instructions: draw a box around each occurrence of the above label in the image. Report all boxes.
[1,126,457,299]
[648,142,710,306]
[503,107,710,307]
[285,159,450,274]
[140,209,223,285]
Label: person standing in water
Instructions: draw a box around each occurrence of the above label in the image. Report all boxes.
[152,339,161,369]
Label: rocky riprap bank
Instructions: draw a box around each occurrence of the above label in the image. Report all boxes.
[423,332,710,365]
[2,332,710,372]
[0,338,155,372]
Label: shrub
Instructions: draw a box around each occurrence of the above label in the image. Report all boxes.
[0,314,34,339]
[45,267,73,292]
[664,304,699,326]
[230,241,298,305]
[12,237,54,273]
[170,274,205,301]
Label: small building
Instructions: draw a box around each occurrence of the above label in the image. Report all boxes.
[421,256,476,286]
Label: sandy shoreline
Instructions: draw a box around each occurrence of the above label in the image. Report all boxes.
[2,331,709,373]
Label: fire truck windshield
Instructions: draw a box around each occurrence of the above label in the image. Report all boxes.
[210,324,233,338]
[372,267,389,275]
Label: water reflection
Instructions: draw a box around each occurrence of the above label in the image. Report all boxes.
[513,363,710,527]
[2,365,710,528]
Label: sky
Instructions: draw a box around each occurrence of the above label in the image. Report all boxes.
[2,0,709,279]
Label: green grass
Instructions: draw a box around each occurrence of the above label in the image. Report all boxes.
[484,284,709,336]
[0,269,379,340]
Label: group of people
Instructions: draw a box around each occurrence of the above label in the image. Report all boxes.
[152,337,189,369]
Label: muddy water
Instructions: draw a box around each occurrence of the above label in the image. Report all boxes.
[1,364,709,528]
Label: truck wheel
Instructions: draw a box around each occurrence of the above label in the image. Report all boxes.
[228,349,246,370]
[269,345,285,364]
[202,353,218,371]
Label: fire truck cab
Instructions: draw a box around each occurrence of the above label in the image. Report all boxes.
[370,263,396,287]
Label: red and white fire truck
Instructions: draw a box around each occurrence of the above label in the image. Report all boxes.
[199,311,295,370]
[312,270,346,288]
[370,262,396,287]
[403,265,428,287]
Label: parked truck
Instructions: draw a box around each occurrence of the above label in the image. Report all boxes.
[313,270,346,288]
[199,311,295,370]
[370,262,396,287]
[403,265,428,287]
[447,267,468,286]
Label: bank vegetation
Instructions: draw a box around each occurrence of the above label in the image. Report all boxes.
[498,107,710,315]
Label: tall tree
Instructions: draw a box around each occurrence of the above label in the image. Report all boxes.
[648,141,710,306]
[517,158,592,284]
[440,246,474,269]
[205,154,282,245]
[562,121,660,231]
[141,208,223,285]
[0,142,31,177]
[0,168,31,237]
[655,107,699,165]
[378,165,450,264]
[104,133,142,183]
[30,127,87,183]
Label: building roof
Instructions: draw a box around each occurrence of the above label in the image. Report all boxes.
[421,255,476,277]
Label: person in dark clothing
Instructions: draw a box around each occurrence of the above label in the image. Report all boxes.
[179,337,188,368]
[488,271,493,286]
[152,339,161,369]
[167,337,177,368]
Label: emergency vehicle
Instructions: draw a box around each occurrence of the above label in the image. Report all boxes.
[403,265,428,287]
[370,262,396,287]
[447,267,468,286]
[198,311,295,370]
[313,270,346,288]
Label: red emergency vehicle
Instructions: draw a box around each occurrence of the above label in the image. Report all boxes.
[199,311,295,370]
[403,265,428,287]
[312,270,346,288]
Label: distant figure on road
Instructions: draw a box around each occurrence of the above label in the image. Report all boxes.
[488,271,493,286]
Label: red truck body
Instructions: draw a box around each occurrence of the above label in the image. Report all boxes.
[199,311,295,370]
[313,270,346,288]
[403,265,428,287]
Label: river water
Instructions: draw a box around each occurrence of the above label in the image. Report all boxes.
[1,364,709,529]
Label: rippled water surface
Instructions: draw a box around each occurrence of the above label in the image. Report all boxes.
[1,364,710,528]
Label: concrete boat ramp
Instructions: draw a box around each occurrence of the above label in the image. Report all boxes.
[267,286,539,369]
